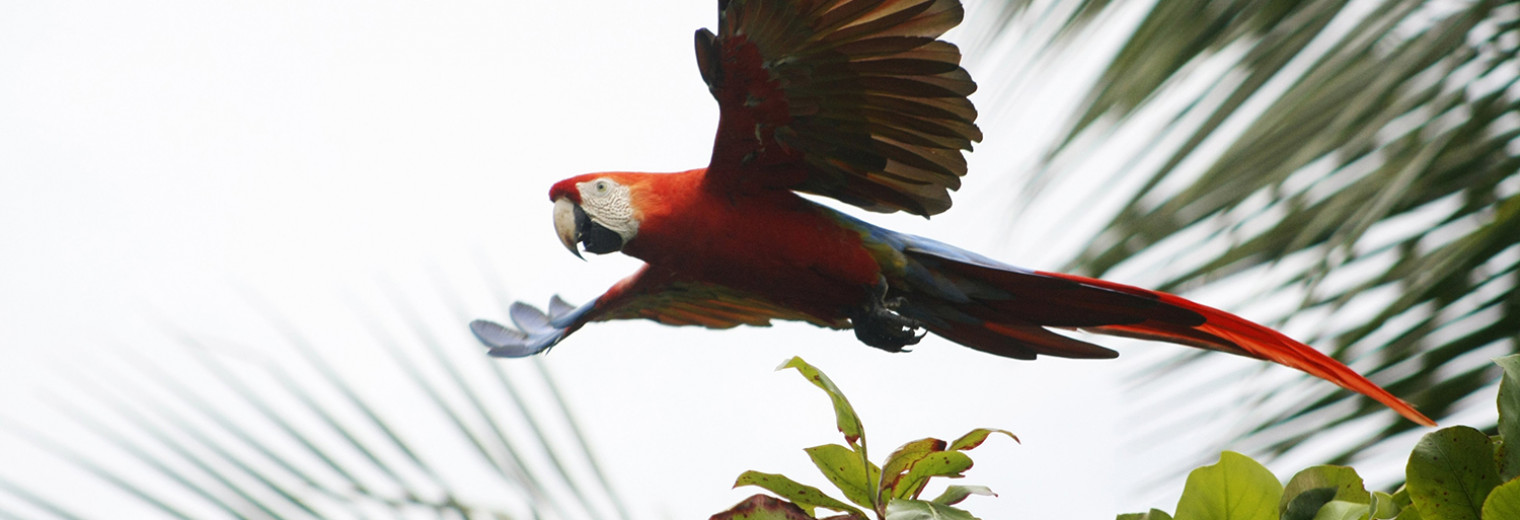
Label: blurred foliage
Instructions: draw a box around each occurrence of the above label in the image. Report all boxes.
[713,357,1013,520]
[970,0,1518,472]
[1120,354,1520,520]
[0,280,629,520]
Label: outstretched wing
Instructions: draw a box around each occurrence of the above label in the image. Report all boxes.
[471,265,842,357]
[696,0,981,216]
[471,296,595,358]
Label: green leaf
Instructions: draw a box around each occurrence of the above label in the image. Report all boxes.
[1405,426,1501,520]
[1390,487,1413,510]
[880,438,947,501]
[711,494,824,520]
[734,470,868,519]
[930,485,996,506]
[779,356,876,512]
[1281,465,1371,519]
[1481,478,1520,520]
[1173,451,1282,520]
[1117,509,1174,520]
[1283,488,1338,520]
[884,498,980,520]
[779,357,865,447]
[806,444,879,510]
[947,428,1018,451]
[893,451,975,501]
[1369,491,1400,519]
[1390,488,1425,520]
[1495,355,1520,481]
[1312,500,1372,520]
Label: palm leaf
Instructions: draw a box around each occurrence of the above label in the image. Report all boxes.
[0,267,630,519]
[967,0,1517,486]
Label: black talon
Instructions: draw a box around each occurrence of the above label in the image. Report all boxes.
[850,279,924,352]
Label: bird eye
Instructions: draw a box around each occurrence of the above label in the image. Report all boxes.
[595,181,608,193]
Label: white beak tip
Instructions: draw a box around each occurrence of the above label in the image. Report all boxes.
[553,197,585,260]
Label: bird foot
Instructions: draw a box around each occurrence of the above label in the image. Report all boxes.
[850,281,924,353]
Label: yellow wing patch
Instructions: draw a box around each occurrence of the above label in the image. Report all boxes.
[598,281,845,330]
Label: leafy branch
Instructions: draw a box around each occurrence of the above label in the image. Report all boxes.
[1121,354,1520,520]
[712,357,1016,520]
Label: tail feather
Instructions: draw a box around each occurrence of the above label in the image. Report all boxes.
[919,308,1121,360]
[894,240,1435,426]
[1043,271,1434,426]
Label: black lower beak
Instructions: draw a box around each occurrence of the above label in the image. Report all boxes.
[573,204,625,255]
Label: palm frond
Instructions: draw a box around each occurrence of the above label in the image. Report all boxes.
[967,0,1518,487]
[0,270,631,519]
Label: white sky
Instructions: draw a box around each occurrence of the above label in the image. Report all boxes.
[0,1,1430,519]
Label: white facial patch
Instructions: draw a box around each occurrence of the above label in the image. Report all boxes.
[576,178,640,242]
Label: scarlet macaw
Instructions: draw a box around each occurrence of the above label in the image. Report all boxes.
[473,0,1434,426]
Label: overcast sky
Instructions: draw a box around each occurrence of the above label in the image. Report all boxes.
[0,1,1399,518]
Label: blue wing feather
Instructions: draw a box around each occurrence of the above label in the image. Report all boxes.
[469,318,557,358]
[510,302,553,334]
[469,295,610,357]
[548,295,577,320]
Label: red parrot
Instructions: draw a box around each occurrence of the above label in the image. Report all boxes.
[473,0,1434,426]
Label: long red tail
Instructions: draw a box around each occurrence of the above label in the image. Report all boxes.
[890,240,1434,426]
[1037,271,1435,426]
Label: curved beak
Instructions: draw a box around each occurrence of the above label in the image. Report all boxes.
[552,197,584,260]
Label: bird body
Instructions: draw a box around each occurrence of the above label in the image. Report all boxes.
[473,0,1435,427]
[556,169,883,326]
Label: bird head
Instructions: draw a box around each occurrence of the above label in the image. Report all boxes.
[549,173,643,259]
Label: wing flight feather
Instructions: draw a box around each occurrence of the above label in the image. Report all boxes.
[699,0,980,216]
[472,265,844,357]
